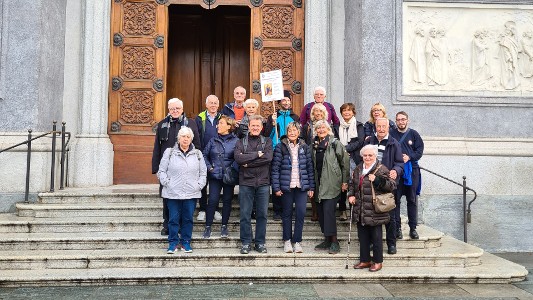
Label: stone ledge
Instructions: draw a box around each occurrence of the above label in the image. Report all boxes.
[423,137,533,157]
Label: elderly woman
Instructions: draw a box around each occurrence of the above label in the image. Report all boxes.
[202,115,239,239]
[338,103,365,221]
[271,122,315,253]
[302,103,339,146]
[363,103,396,139]
[157,127,207,254]
[348,145,396,272]
[312,120,350,254]
[235,98,263,138]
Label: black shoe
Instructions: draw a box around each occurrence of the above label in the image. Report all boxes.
[387,245,397,255]
[273,213,281,221]
[251,211,256,220]
[410,229,419,239]
[240,244,251,254]
[255,244,268,253]
[396,228,403,239]
[160,228,168,236]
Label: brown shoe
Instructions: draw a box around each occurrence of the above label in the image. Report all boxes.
[353,262,372,269]
[369,263,382,272]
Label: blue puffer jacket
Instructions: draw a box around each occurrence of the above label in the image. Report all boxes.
[271,136,315,193]
[203,133,239,180]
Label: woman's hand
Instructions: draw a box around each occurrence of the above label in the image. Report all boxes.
[275,191,283,197]
[308,191,314,198]
[368,174,376,182]
[348,196,356,204]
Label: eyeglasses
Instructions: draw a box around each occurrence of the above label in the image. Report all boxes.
[396,118,407,122]
[168,107,182,112]
[372,109,383,112]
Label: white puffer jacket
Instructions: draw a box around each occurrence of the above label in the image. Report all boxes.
[157,145,207,200]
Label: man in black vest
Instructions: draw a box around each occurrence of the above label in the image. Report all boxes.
[152,98,200,236]
[390,111,424,240]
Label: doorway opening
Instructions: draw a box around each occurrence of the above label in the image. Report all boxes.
[167,5,251,118]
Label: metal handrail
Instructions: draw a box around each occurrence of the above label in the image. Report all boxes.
[0,121,71,202]
[419,166,477,243]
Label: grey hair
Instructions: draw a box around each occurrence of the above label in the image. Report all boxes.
[168,98,183,107]
[375,117,389,126]
[310,103,329,122]
[314,86,327,96]
[360,144,378,157]
[177,126,194,140]
[205,95,219,105]
[248,114,264,124]
[314,120,333,137]
[244,98,259,107]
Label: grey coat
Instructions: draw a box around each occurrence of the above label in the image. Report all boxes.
[157,145,207,200]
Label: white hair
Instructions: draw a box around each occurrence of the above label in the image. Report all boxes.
[314,120,334,137]
[310,103,329,122]
[168,98,183,107]
[205,95,219,105]
[314,86,327,96]
[177,126,194,140]
[360,144,378,157]
[244,98,259,107]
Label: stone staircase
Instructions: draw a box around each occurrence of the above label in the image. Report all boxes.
[0,184,527,287]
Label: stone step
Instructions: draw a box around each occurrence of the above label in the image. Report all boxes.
[0,252,526,287]
[0,225,443,251]
[0,236,482,270]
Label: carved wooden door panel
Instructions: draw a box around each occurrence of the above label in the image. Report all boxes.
[250,0,305,117]
[109,0,168,184]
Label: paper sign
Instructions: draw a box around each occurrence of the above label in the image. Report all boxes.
[260,70,284,102]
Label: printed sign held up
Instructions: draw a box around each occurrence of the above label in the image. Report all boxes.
[260,70,284,102]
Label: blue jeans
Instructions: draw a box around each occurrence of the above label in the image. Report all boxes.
[206,178,234,226]
[281,188,307,242]
[239,185,270,245]
[166,198,196,248]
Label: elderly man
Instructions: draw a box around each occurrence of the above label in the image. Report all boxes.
[390,111,424,240]
[152,98,201,236]
[234,115,273,254]
[222,86,247,122]
[364,117,403,254]
[299,86,340,127]
[195,95,223,222]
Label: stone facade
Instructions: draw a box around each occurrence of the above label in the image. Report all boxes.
[0,0,532,252]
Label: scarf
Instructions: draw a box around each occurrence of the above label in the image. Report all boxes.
[339,116,358,146]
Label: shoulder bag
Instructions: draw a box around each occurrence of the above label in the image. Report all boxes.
[370,165,396,213]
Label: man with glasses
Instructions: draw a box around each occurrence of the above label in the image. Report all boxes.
[299,86,340,127]
[390,111,424,240]
[152,98,200,236]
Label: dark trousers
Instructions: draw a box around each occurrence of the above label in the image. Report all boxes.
[317,196,339,237]
[280,188,307,242]
[160,184,169,230]
[385,211,397,248]
[338,191,347,212]
[395,167,420,230]
[198,185,208,212]
[357,222,384,263]
[272,194,282,215]
[206,178,234,227]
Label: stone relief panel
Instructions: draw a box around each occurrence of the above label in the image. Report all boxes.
[120,90,154,124]
[403,2,533,97]
[123,2,157,36]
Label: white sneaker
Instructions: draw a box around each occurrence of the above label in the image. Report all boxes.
[214,211,222,221]
[294,242,303,253]
[197,211,206,221]
[284,240,293,253]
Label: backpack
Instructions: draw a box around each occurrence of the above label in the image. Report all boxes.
[242,134,266,152]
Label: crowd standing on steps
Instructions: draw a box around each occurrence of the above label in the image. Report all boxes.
[151,86,424,273]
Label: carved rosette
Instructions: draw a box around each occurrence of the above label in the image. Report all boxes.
[122,46,155,80]
[120,90,155,124]
[262,6,293,39]
[252,80,261,94]
[260,100,280,118]
[123,2,157,36]
[261,50,293,82]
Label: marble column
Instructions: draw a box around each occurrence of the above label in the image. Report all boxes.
[70,0,113,187]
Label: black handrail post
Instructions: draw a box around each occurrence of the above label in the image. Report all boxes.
[50,121,57,192]
[24,129,32,203]
[463,176,467,243]
[60,122,66,190]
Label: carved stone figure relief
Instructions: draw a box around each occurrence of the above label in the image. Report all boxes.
[403,2,533,97]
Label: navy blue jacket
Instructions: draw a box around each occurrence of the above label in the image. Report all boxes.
[195,110,222,150]
[202,133,239,180]
[221,102,236,119]
[364,135,404,178]
[389,128,424,168]
[271,137,315,193]
[363,119,397,139]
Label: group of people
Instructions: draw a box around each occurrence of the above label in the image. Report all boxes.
[152,86,424,272]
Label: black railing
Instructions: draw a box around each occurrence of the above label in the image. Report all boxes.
[419,166,477,243]
[0,121,71,202]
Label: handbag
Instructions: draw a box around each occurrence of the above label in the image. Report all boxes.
[370,166,396,213]
[223,165,239,186]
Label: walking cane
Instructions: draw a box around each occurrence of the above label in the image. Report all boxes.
[345,204,355,269]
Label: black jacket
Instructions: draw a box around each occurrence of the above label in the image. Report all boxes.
[234,134,273,187]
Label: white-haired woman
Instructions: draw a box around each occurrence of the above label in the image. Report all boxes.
[157,127,207,254]
[311,120,350,254]
[235,98,264,138]
[348,144,396,272]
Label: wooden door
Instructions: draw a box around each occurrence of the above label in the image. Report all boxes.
[109,0,305,184]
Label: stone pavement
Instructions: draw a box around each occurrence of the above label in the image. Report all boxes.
[0,253,531,300]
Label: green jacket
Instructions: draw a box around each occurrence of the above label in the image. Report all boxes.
[312,137,350,202]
